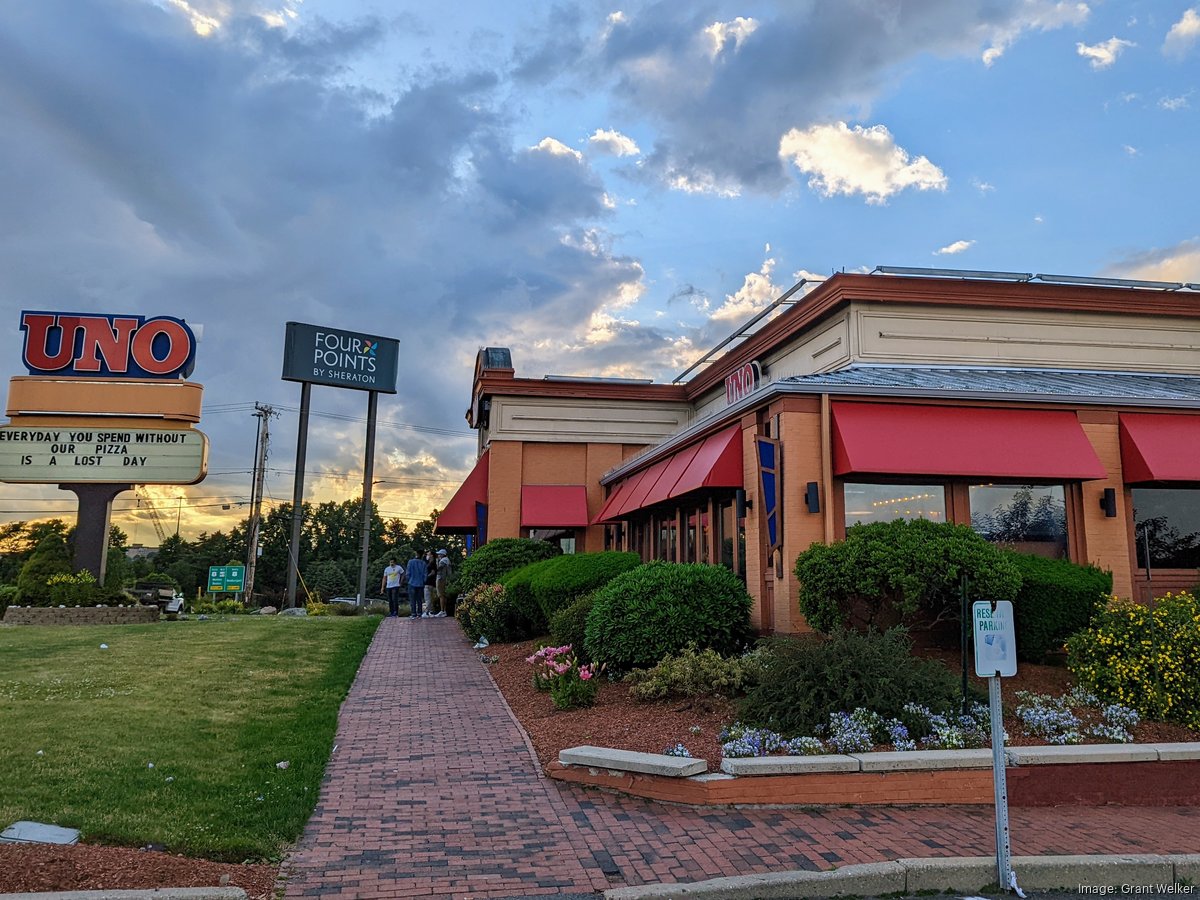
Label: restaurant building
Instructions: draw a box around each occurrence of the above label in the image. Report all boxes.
[436,268,1200,633]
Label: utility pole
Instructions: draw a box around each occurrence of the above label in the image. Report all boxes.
[245,403,278,603]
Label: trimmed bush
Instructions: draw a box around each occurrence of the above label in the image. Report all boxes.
[793,519,1021,632]
[1068,592,1200,729]
[530,551,641,623]
[499,562,546,636]
[451,538,560,597]
[455,582,530,643]
[549,592,596,660]
[584,561,753,673]
[1005,552,1111,661]
[626,645,755,701]
[737,628,961,737]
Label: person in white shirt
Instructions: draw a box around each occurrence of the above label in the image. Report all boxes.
[381,557,404,617]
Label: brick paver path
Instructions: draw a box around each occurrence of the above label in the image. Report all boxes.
[282,617,1200,900]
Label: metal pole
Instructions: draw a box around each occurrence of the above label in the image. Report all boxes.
[989,675,1013,890]
[961,573,970,714]
[285,382,311,609]
[357,390,378,605]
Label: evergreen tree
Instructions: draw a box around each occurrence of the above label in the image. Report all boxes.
[16,532,73,605]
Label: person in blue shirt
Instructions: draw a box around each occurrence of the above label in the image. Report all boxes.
[405,551,428,619]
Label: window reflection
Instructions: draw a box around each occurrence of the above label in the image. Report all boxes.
[970,484,1066,558]
[1133,488,1200,569]
[844,483,945,527]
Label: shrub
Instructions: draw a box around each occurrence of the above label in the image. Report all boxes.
[0,584,17,617]
[583,562,753,673]
[1068,592,1200,729]
[216,599,243,614]
[1005,552,1110,661]
[529,551,641,623]
[737,628,960,737]
[549,592,596,660]
[525,644,603,708]
[626,645,754,701]
[793,519,1021,632]
[451,538,560,597]
[47,571,101,607]
[455,582,529,643]
[16,532,72,605]
[499,562,547,636]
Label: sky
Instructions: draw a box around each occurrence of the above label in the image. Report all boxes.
[0,0,1198,544]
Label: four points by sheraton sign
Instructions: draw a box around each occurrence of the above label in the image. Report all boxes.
[282,322,399,394]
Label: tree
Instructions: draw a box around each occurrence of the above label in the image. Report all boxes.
[16,532,73,605]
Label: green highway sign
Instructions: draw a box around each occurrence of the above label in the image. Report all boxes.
[208,565,246,593]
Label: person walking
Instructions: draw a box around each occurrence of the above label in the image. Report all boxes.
[381,556,404,617]
[423,550,438,616]
[435,548,452,617]
[405,551,427,619]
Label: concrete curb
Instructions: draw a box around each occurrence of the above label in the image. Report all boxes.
[0,890,246,900]
[603,853,1200,899]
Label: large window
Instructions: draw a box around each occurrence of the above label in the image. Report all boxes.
[1133,488,1200,569]
[844,483,946,528]
[969,484,1067,559]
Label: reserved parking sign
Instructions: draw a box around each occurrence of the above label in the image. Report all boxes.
[972,600,1018,678]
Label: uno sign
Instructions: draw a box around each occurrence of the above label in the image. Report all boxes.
[725,361,761,405]
[20,311,197,379]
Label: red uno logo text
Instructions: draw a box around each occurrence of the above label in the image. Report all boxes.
[20,311,197,379]
[724,361,760,405]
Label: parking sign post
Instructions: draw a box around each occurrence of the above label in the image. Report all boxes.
[973,600,1018,893]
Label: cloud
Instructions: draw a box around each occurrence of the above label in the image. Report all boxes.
[779,122,947,205]
[1105,238,1200,283]
[1164,8,1200,58]
[1123,144,1139,155]
[531,136,583,161]
[981,1,1090,66]
[704,16,759,58]
[1159,94,1190,110]
[1076,36,1135,68]
[935,239,976,255]
[709,253,785,323]
[971,178,995,193]
[588,128,641,157]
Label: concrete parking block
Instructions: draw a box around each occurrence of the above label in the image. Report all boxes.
[853,748,993,771]
[560,745,708,776]
[604,861,906,899]
[1006,744,1158,765]
[719,754,859,775]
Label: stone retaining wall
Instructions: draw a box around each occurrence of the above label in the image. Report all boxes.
[2,605,160,625]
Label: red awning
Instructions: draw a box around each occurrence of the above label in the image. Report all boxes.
[521,485,589,527]
[669,425,743,497]
[591,468,648,524]
[618,457,672,515]
[641,442,702,507]
[832,402,1105,480]
[1119,413,1200,482]
[435,450,489,533]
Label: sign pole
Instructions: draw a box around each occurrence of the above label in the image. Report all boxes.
[989,673,1012,890]
[357,390,378,605]
[64,482,132,582]
[285,382,311,609]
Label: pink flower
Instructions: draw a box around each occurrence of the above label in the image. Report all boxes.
[579,669,593,681]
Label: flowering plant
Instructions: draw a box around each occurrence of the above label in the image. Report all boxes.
[663,743,693,758]
[525,644,602,710]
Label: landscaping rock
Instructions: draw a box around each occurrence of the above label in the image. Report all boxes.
[257,606,278,616]
[279,608,307,617]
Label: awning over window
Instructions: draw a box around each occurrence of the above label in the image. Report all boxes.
[669,425,743,497]
[832,402,1105,480]
[434,450,489,533]
[1119,413,1200,482]
[593,425,744,523]
[521,485,589,527]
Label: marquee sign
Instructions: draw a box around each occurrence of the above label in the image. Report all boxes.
[20,312,198,379]
[0,426,208,484]
[281,322,399,393]
[725,361,761,405]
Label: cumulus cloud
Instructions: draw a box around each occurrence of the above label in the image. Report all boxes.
[709,253,785,323]
[704,17,759,57]
[1164,8,1200,57]
[531,136,583,160]
[588,128,640,156]
[779,122,948,205]
[1076,36,1135,68]
[1104,238,1200,283]
[935,240,976,255]
[981,1,1090,66]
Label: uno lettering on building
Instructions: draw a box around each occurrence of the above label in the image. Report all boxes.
[725,361,761,405]
[20,311,198,379]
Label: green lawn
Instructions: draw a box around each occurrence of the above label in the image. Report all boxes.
[0,615,379,861]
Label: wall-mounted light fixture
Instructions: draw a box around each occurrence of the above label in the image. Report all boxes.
[735,488,751,518]
[805,481,821,514]
[1100,487,1117,518]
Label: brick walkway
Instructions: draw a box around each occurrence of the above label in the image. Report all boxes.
[281,617,1200,900]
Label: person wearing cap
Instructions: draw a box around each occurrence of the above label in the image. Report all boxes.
[423,550,438,617]
[434,548,452,617]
